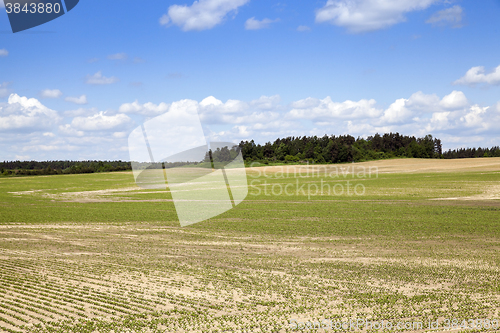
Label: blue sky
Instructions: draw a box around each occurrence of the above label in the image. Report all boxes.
[1,0,500,161]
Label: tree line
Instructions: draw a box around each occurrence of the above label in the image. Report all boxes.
[0,160,131,176]
[442,146,500,159]
[1,133,499,177]
[239,133,442,164]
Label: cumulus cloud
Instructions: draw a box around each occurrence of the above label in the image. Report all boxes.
[108,53,128,60]
[65,95,88,105]
[288,97,382,120]
[160,0,249,31]
[426,5,463,28]
[380,98,413,123]
[425,111,452,132]
[315,0,438,33]
[378,90,468,124]
[439,90,468,110]
[118,100,170,116]
[63,107,99,117]
[121,95,283,128]
[271,90,495,147]
[454,65,500,86]
[85,71,119,85]
[71,112,131,131]
[198,95,285,126]
[245,17,279,30]
[405,91,440,111]
[0,94,59,131]
[460,105,489,130]
[59,124,84,137]
[40,89,63,99]
[0,49,8,57]
[2,91,499,160]
[250,95,281,110]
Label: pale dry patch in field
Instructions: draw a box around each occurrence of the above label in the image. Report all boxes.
[247,157,500,176]
[432,184,500,201]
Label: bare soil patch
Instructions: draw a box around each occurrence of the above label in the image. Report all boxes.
[248,157,500,176]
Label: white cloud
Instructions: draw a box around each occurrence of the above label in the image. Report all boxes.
[235,125,250,137]
[59,124,84,137]
[0,82,12,98]
[63,107,99,117]
[0,49,8,57]
[405,91,440,111]
[346,121,391,136]
[426,5,463,28]
[454,65,500,86]
[21,144,79,153]
[71,112,131,131]
[15,155,30,160]
[460,105,489,129]
[380,98,413,123]
[297,25,311,32]
[108,53,128,60]
[315,0,438,33]
[86,71,119,85]
[290,97,320,109]
[40,89,63,99]
[439,90,468,110]
[288,97,382,120]
[245,17,279,30]
[200,96,224,108]
[0,94,59,131]
[425,111,452,132]
[65,95,88,105]
[113,132,127,138]
[199,96,246,123]
[198,95,284,125]
[3,92,498,160]
[378,90,467,124]
[250,95,281,110]
[160,0,249,31]
[118,100,170,116]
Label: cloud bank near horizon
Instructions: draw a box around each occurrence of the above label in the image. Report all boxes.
[0,89,499,161]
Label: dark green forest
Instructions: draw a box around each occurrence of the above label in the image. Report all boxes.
[0,160,130,176]
[1,132,499,176]
[239,133,500,164]
[239,133,442,164]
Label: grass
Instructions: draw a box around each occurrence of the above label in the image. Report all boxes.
[0,162,499,332]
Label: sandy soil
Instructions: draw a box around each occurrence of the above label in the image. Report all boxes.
[248,157,500,175]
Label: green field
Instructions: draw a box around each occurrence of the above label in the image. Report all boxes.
[0,159,500,332]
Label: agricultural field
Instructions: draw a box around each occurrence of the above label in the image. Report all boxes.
[0,158,500,332]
